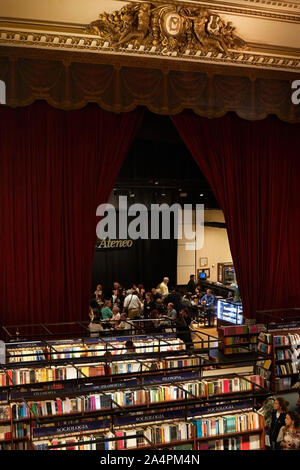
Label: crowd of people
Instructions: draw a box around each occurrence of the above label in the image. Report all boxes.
[88,275,218,348]
[264,396,300,450]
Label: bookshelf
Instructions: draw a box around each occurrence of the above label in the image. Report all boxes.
[31,407,265,451]
[5,334,186,363]
[0,333,269,451]
[218,324,265,355]
[256,328,300,392]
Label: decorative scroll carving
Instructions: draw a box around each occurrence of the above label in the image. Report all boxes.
[86,2,247,56]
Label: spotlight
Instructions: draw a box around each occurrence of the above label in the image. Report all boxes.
[200,193,204,197]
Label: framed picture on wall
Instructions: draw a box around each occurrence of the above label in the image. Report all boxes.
[204,268,210,278]
[200,257,208,267]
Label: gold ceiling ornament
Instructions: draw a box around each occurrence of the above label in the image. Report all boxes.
[85,2,247,56]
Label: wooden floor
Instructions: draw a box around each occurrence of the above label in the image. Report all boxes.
[191,322,219,349]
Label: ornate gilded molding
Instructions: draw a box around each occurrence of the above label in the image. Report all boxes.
[0,28,299,72]
[86,3,247,56]
[179,0,300,16]
[1,2,300,72]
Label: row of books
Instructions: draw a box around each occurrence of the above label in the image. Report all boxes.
[204,375,265,396]
[288,333,300,348]
[8,349,46,363]
[14,422,28,438]
[10,384,205,417]
[0,366,77,386]
[111,357,201,374]
[274,335,292,346]
[2,376,265,421]
[8,339,185,363]
[223,337,257,345]
[273,333,300,347]
[0,356,203,386]
[192,411,260,437]
[220,325,265,336]
[198,434,261,450]
[276,362,298,376]
[276,349,292,360]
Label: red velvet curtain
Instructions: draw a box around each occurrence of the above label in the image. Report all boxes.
[172,112,300,320]
[0,101,143,326]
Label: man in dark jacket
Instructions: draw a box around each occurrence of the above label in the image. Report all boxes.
[186,275,196,294]
[269,397,288,449]
[165,287,183,313]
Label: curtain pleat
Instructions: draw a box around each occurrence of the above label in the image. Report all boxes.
[0,101,143,325]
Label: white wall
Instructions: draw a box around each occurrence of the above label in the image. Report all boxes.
[177,209,233,285]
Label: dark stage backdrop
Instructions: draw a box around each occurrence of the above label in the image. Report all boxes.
[91,238,177,293]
